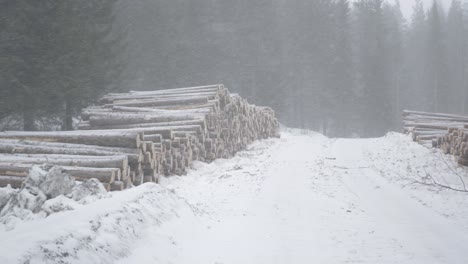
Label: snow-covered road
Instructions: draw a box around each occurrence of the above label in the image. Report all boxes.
[119,132,468,264]
[2,131,468,264]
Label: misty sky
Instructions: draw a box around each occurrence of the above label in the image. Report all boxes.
[397,0,453,19]
[350,0,454,20]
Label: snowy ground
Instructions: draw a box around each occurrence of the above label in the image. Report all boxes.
[1,130,468,264]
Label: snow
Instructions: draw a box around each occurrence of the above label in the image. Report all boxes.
[0,166,108,231]
[1,130,468,263]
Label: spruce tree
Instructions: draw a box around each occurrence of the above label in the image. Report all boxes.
[330,0,356,137]
[446,0,465,113]
[426,0,449,112]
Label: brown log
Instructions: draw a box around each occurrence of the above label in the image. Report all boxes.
[0,154,128,172]
[0,175,24,188]
[128,85,222,95]
[0,163,120,183]
[403,110,468,120]
[143,134,162,143]
[0,131,142,149]
[0,140,142,163]
[103,92,218,104]
[88,112,206,127]
[109,96,210,108]
[75,84,280,179]
[100,85,222,103]
[111,106,213,115]
[110,181,124,191]
[87,119,207,133]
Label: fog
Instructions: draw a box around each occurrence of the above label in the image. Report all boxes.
[1,0,467,137]
[392,0,452,18]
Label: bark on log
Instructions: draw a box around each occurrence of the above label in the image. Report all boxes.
[111,106,213,115]
[403,110,468,120]
[0,163,120,183]
[102,92,219,104]
[0,154,128,172]
[100,85,222,103]
[87,119,207,132]
[88,112,206,127]
[0,131,142,148]
[110,96,210,108]
[0,140,142,163]
[75,84,279,184]
[0,175,24,188]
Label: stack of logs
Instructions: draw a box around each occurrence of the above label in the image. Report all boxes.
[402,110,468,166]
[0,84,280,190]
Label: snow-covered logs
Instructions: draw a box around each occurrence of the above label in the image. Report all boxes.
[436,126,468,166]
[402,110,468,166]
[0,84,280,190]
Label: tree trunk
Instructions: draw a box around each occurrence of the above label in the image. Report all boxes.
[63,96,74,131]
[22,94,36,131]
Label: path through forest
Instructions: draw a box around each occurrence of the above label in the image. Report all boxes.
[118,131,468,264]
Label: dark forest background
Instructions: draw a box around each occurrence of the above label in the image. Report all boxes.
[1,0,467,137]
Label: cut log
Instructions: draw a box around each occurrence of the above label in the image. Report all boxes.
[0,140,142,163]
[74,84,280,183]
[102,92,219,104]
[403,110,468,120]
[403,110,468,167]
[87,119,207,133]
[110,181,124,191]
[0,175,24,188]
[111,106,213,115]
[88,112,206,127]
[100,85,222,103]
[0,154,128,172]
[0,163,120,183]
[110,96,210,108]
[0,131,141,148]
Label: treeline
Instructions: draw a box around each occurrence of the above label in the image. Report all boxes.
[0,0,126,130]
[123,0,468,137]
[1,0,467,137]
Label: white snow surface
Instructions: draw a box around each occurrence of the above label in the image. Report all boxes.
[1,130,468,263]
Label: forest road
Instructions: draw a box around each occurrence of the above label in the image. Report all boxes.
[119,132,468,264]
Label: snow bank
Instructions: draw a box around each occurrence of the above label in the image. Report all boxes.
[366,132,468,191]
[2,131,468,264]
[0,183,196,264]
[364,132,468,231]
[0,165,107,231]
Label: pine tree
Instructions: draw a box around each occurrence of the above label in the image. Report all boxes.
[47,0,126,130]
[0,1,58,130]
[330,0,356,137]
[0,0,126,130]
[461,0,468,114]
[464,1,468,113]
[404,0,429,112]
[446,0,465,113]
[426,0,449,112]
[383,1,405,128]
[353,0,391,136]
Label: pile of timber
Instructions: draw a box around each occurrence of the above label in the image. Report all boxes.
[437,126,468,166]
[403,110,468,145]
[402,110,468,166]
[0,84,280,190]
